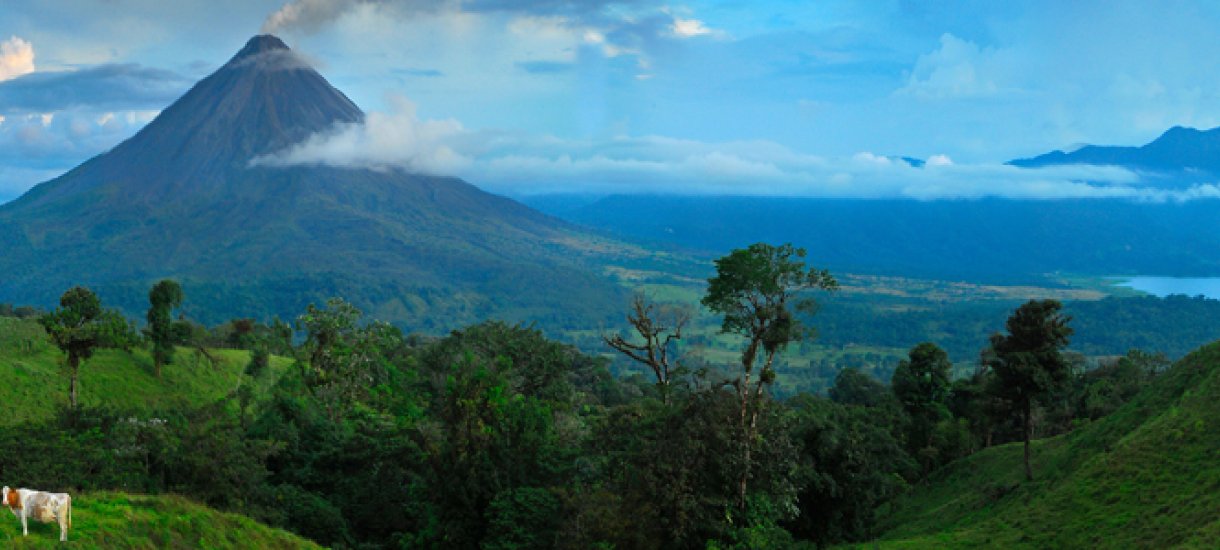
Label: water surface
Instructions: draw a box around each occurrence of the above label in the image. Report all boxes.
[1114,277,1220,299]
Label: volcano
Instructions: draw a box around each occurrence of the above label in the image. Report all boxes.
[0,35,626,328]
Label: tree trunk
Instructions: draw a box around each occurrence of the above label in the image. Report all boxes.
[734,342,756,511]
[1023,399,1033,482]
[68,354,80,409]
[737,378,751,511]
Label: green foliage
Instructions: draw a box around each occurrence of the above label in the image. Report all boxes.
[297,298,404,418]
[38,286,137,407]
[6,280,1213,549]
[40,287,135,364]
[829,367,892,408]
[586,391,800,549]
[702,242,837,352]
[868,341,1220,548]
[784,394,914,546]
[483,487,563,550]
[891,343,953,467]
[987,300,1075,405]
[145,279,185,377]
[701,243,836,511]
[986,299,1074,481]
[892,343,952,416]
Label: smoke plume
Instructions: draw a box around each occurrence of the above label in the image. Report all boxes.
[261,0,367,35]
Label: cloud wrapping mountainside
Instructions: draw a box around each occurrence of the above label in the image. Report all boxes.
[255,94,1220,202]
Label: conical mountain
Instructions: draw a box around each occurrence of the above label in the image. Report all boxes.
[0,35,625,328]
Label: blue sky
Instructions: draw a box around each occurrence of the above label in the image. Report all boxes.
[4,0,1220,202]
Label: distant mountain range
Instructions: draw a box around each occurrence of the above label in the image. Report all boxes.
[1010,125,1220,182]
[0,36,636,328]
[523,124,1220,282]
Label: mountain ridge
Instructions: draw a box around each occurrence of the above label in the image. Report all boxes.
[1009,124,1220,178]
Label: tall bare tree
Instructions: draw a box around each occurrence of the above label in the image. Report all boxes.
[603,294,691,402]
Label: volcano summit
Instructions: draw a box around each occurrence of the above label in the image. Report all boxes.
[0,35,625,328]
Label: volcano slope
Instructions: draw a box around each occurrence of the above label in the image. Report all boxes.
[859,341,1220,548]
[0,35,634,329]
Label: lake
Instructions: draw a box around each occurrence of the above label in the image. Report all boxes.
[1114,276,1220,299]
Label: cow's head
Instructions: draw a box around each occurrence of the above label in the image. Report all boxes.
[1,487,18,509]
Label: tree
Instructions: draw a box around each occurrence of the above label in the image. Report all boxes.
[40,286,135,408]
[700,242,837,509]
[297,298,402,420]
[785,394,915,545]
[984,299,1073,481]
[891,342,952,464]
[829,367,890,408]
[145,279,185,378]
[603,293,691,402]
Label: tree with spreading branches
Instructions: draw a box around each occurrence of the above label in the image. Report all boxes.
[700,242,837,509]
[40,286,136,408]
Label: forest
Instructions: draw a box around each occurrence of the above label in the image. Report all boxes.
[0,242,1182,549]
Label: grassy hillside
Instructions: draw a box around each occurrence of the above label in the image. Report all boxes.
[0,317,291,425]
[0,492,318,548]
[861,340,1220,548]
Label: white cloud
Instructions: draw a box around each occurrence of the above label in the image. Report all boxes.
[927,154,953,166]
[250,94,469,175]
[672,18,711,38]
[898,33,1017,100]
[252,96,1219,202]
[0,36,35,82]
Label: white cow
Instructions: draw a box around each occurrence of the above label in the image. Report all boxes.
[2,486,72,542]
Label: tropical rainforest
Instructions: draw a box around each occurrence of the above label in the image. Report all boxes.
[0,241,1214,549]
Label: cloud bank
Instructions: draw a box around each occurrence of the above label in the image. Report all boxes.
[0,64,190,114]
[252,95,1220,202]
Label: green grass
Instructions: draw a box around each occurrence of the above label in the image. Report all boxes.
[0,492,319,548]
[0,319,315,547]
[0,317,293,425]
[855,340,1220,549]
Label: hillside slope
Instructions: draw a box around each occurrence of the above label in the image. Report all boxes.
[0,317,290,425]
[863,341,1220,548]
[0,492,318,549]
